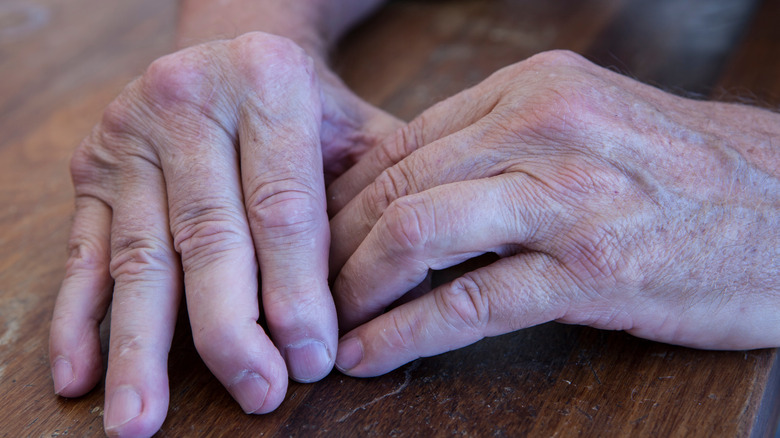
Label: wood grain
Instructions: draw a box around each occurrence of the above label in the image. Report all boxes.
[0,0,777,436]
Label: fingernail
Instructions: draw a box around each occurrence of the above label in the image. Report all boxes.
[52,357,74,394]
[105,386,142,431]
[285,339,332,383]
[230,371,270,414]
[335,337,363,372]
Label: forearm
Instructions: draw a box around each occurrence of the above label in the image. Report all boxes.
[177,0,387,58]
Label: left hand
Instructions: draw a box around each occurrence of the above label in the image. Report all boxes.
[327,50,780,377]
[48,32,400,437]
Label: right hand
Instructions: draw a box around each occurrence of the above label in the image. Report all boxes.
[327,50,780,377]
[49,31,399,437]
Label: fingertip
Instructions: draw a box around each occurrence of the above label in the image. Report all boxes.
[51,357,75,395]
[334,336,364,375]
[285,339,334,383]
[104,386,166,438]
[227,363,288,414]
[229,371,270,414]
[49,329,104,397]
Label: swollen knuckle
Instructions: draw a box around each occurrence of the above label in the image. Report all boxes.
[367,166,415,218]
[527,49,587,69]
[438,275,490,331]
[109,236,173,282]
[232,32,313,88]
[171,204,248,268]
[246,179,322,238]
[69,140,107,186]
[65,237,107,276]
[142,49,215,108]
[381,195,432,254]
[381,123,424,166]
[99,93,136,134]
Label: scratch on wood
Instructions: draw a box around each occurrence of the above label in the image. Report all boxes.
[337,361,419,423]
[588,363,602,385]
[575,406,593,421]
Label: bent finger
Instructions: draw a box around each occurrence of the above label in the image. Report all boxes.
[327,82,501,215]
[237,44,336,383]
[329,120,506,277]
[334,174,564,330]
[160,124,288,414]
[336,253,574,377]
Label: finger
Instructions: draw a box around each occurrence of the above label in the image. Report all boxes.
[49,194,112,397]
[160,120,288,413]
[318,76,403,182]
[237,45,337,383]
[329,119,511,277]
[326,81,501,215]
[103,161,181,437]
[335,253,574,377]
[334,174,564,330]
[142,43,291,414]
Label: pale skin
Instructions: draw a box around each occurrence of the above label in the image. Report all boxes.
[49,0,397,436]
[49,1,780,437]
[328,51,780,375]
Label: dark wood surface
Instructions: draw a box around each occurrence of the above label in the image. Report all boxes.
[1,0,778,436]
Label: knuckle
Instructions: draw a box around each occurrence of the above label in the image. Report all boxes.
[246,178,324,239]
[99,88,146,136]
[382,312,417,353]
[231,32,314,90]
[171,203,249,271]
[109,235,175,283]
[494,51,599,140]
[380,123,425,167]
[69,138,107,186]
[367,166,411,217]
[438,274,491,332]
[380,194,432,254]
[142,49,215,109]
[527,49,587,69]
[65,236,109,278]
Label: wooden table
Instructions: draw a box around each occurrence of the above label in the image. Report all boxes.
[2,0,779,436]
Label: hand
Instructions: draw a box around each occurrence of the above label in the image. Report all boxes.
[328,50,780,377]
[49,32,399,436]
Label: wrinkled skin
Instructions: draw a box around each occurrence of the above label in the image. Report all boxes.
[329,51,780,377]
[49,32,399,437]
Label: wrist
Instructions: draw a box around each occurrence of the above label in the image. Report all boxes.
[177,0,385,62]
[178,1,327,58]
